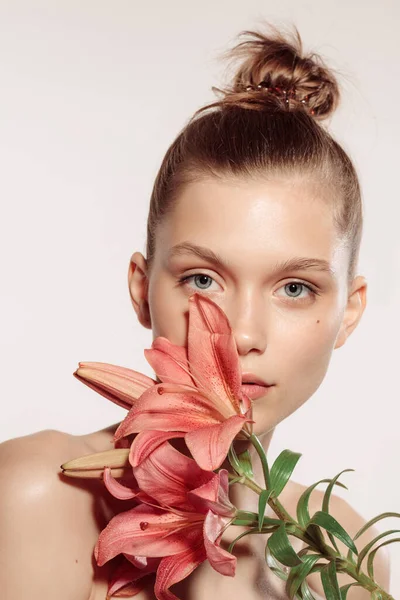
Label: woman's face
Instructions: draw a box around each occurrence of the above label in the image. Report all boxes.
[129,176,366,437]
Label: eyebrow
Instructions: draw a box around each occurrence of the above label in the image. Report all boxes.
[167,242,335,276]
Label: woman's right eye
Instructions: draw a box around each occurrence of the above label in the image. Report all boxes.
[178,273,219,292]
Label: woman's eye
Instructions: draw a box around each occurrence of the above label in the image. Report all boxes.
[276,281,317,302]
[178,274,218,292]
[178,275,317,302]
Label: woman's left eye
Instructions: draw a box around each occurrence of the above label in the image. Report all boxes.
[276,281,318,302]
[178,274,317,301]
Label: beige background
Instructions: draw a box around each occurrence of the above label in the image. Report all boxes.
[0,0,398,594]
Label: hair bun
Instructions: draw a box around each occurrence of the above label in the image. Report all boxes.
[213,24,340,121]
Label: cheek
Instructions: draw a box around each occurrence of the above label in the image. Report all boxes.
[280,315,342,396]
[253,317,342,436]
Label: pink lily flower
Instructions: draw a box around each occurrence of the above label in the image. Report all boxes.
[116,293,254,470]
[95,440,237,600]
[73,293,253,470]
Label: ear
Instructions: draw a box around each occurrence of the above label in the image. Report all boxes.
[334,275,367,350]
[127,251,152,330]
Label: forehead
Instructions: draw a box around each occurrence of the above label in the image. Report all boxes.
[157,176,346,272]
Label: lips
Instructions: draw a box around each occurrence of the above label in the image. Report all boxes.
[240,383,272,400]
[241,372,271,386]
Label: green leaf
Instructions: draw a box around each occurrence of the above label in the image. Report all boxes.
[258,489,273,531]
[345,546,357,565]
[305,523,328,550]
[353,512,400,541]
[265,544,290,581]
[309,564,324,574]
[356,528,400,573]
[286,554,322,599]
[308,511,358,555]
[267,523,303,567]
[322,470,353,514]
[269,449,302,498]
[322,469,354,554]
[367,537,400,579]
[297,479,348,528]
[347,511,400,563]
[301,580,319,600]
[249,433,271,488]
[320,561,342,600]
[236,449,254,478]
[339,583,362,600]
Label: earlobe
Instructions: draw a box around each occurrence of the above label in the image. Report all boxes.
[334,276,367,350]
[128,252,152,330]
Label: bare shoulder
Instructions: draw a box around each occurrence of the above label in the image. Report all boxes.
[0,429,112,600]
[0,428,99,509]
[0,428,84,474]
[284,480,391,598]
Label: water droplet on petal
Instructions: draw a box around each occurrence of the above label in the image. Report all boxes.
[140,521,149,530]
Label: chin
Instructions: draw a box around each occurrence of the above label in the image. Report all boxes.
[249,396,281,437]
[252,422,277,439]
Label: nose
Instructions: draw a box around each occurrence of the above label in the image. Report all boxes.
[225,290,268,356]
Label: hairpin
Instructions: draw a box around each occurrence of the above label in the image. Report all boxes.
[244,82,312,112]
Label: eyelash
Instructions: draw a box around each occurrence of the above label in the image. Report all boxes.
[177,273,319,302]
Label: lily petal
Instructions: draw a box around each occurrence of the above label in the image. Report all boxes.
[94,504,201,565]
[132,441,213,510]
[123,554,148,569]
[188,470,236,517]
[185,414,251,471]
[114,386,222,441]
[74,362,156,410]
[203,511,236,576]
[103,467,139,500]
[129,430,186,468]
[144,337,193,386]
[187,294,242,413]
[154,538,207,600]
[108,576,151,599]
[215,469,234,513]
[107,556,160,598]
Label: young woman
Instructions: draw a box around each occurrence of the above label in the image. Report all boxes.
[0,25,391,600]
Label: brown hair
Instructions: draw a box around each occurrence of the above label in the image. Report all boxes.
[145,24,363,285]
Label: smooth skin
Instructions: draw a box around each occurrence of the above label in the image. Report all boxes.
[0,175,390,599]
